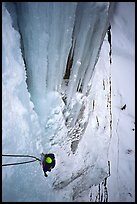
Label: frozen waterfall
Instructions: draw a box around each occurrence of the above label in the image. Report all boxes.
[3,2,134,202]
[15,2,111,152]
[2,2,112,202]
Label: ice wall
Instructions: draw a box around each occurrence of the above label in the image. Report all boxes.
[16,2,111,151]
[2,3,43,201]
[2,3,41,155]
[3,2,113,202]
[16,2,77,118]
[107,2,135,202]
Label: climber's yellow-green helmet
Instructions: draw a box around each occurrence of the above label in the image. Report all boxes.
[45,157,52,164]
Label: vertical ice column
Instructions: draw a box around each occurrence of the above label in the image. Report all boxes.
[16,2,111,134]
[16,2,49,100]
[16,2,77,99]
[66,2,110,104]
[46,3,77,92]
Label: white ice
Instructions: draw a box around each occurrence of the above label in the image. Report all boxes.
[2,2,135,202]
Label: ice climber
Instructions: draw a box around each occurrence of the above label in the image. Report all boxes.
[41,153,56,177]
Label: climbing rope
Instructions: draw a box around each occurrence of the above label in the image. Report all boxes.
[2,154,41,167]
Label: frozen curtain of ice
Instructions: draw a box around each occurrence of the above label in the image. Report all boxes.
[2,2,114,202]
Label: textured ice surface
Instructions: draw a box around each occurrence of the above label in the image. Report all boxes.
[2,2,111,202]
[2,2,134,202]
